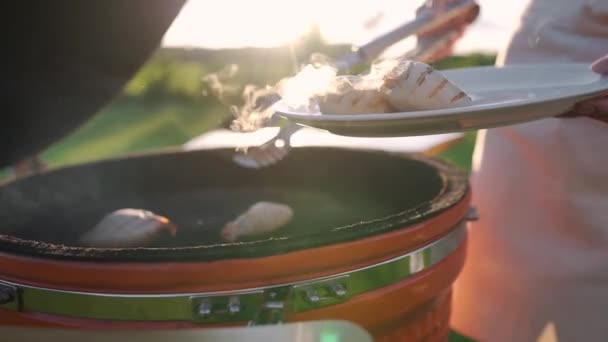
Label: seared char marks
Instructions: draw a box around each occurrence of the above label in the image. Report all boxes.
[428,79,449,99]
[450,91,468,103]
[416,66,435,87]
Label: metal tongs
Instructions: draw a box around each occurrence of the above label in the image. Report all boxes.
[233,0,480,169]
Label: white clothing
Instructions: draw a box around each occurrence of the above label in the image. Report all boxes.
[451,1,608,341]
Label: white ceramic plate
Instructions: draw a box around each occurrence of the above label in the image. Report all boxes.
[273,63,608,137]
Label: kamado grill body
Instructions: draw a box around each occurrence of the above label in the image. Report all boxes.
[0,147,471,341]
[4,1,472,340]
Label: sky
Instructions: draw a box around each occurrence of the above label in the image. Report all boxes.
[161,0,530,55]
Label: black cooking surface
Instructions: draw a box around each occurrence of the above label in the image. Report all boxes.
[0,147,468,262]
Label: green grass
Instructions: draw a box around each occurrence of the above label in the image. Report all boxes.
[38,99,477,172]
[40,100,228,167]
[438,132,477,174]
[450,331,476,342]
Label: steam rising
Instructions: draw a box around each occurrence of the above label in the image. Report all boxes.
[226,57,395,131]
[228,61,339,132]
[201,63,239,100]
[229,84,284,131]
[280,64,338,111]
[211,54,471,132]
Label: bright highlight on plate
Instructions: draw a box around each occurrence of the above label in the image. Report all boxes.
[274,63,608,137]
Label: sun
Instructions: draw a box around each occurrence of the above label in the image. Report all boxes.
[162,0,526,55]
[162,0,318,48]
[161,0,415,49]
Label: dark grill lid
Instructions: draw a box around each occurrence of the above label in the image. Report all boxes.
[1,0,185,169]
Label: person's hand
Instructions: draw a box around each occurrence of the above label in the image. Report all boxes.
[414,0,478,62]
[561,55,608,123]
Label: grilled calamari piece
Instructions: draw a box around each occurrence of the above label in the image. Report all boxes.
[315,75,395,115]
[378,59,472,111]
[221,201,293,242]
[79,208,177,248]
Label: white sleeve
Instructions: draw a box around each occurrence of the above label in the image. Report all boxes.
[497,0,608,66]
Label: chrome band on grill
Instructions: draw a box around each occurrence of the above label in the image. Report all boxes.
[0,221,466,325]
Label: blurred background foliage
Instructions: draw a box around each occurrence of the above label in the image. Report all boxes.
[33,27,494,172]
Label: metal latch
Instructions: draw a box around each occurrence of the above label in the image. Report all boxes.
[291,275,351,313]
[0,282,19,311]
[190,290,263,324]
[249,286,291,326]
[466,206,479,221]
[168,275,351,326]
